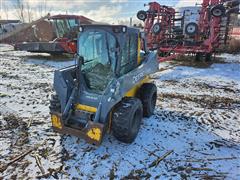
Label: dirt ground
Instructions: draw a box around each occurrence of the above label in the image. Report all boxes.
[0,45,240,179]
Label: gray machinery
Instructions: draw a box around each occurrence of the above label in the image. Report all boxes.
[49,25,159,145]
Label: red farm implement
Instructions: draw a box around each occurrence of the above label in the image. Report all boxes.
[137,0,240,62]
[0,14,94,54]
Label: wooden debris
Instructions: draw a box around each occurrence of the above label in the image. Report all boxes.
[143,148,159,158]
[188,167,213,171]
[0,149,33,173]
[35,165,63,179]
[109,166,115,180]
[148,150,174,168]
[34,154,45,175]
[186,156,237,162]
[207,157,237,161]
[0,141,47,173]
[196,174,227,179]
[27,117,33,128]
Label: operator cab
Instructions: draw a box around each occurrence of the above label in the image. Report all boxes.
[78,25,146,94]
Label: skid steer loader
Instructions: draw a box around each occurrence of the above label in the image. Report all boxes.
[49,25,159,145]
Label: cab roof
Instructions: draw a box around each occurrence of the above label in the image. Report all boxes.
[79,24,140,34]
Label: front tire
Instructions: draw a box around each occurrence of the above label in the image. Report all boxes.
[112,98,143,143]
[139,83,157,117]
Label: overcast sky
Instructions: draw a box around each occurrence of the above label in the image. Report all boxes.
[0,0,199,23]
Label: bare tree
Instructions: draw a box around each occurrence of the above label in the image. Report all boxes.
[14,0,25,22]
[13,0,50,22]
[25,2,32,22]
[3,1,9,20]
[13,0,37,23]
[36,0,48,18]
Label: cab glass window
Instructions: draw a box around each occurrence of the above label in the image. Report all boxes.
[79,30,117,93]
[120,33,138,75]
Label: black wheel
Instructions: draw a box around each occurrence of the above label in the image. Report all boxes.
[185,22,198,36]
[152,23,161,35]
[49,93,61,113]
[205,53,212,61]
[112,98,143,143]
[211,4,226,17]
[195,52,202,61]
[137,10,147,21]
[139,83,157,117]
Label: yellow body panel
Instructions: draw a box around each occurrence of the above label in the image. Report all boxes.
[51,114,62,129]
[87,128,101,141]
[137,34,141,64]
[125,76,151,97]
[75,104,97,113]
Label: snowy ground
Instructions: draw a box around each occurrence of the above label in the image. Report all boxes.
[0,44,240,179]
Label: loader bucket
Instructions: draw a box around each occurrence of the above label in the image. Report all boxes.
[51,112,104,145]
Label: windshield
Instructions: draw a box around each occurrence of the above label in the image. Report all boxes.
[53,19,70,38]
[79,30,117,93]
[52,19,80,38]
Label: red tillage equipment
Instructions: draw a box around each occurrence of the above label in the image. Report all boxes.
[137,2,176,50]
[137,0,240,62]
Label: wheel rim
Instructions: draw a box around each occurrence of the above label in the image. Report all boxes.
[137,11,146,20]
[213,9,222,16]
[153,24,160,33]
[187,25,196,34]
[139,14,145,20]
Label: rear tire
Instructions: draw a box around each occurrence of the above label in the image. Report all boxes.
[49,93,61,113]
[112,98,143,143]
[139,83,157,117]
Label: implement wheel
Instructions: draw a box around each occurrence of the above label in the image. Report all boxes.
[152,23,161,35]
[137,10,147,21]
[185,22,198,36]
[49,93,61,113]
[195,52,203,61]
[112,98,143,143]
[139,83,157,117]
[205,53,212,61]
[211,4,226,17]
